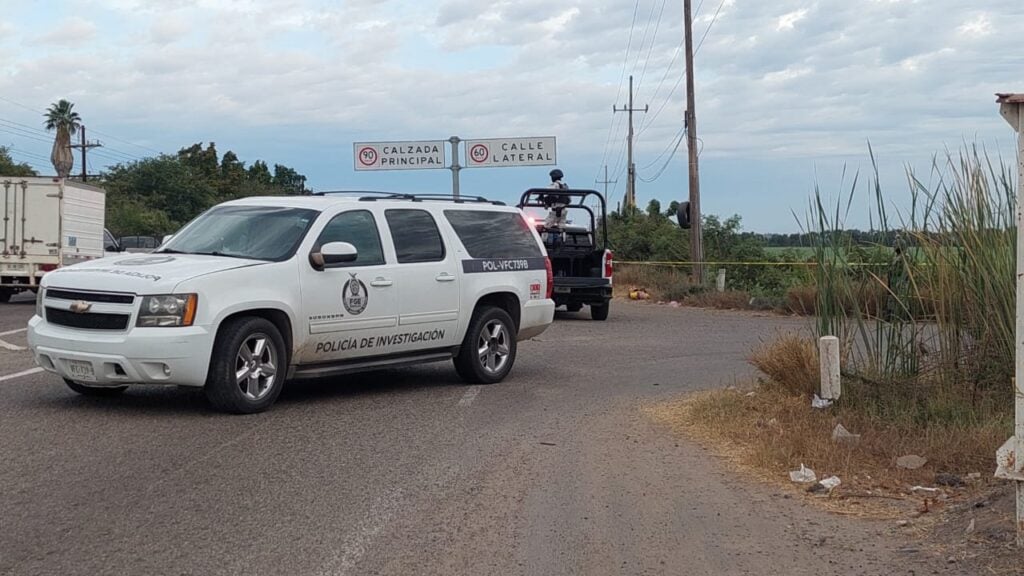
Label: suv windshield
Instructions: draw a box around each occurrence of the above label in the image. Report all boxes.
[160,205,319,261]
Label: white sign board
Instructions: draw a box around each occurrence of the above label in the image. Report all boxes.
[353,141,446,171]
[464,137,556,168]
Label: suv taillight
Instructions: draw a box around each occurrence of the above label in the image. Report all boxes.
[545,257,553,299]
[603,250,614,281]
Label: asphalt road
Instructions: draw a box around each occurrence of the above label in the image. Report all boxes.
[0,301,957,575]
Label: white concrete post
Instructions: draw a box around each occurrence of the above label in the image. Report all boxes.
[716,268,726,293]
[819,336,841,400]
[997,93,1024,547]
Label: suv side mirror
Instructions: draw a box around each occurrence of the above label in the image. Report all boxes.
[311,242,358,270]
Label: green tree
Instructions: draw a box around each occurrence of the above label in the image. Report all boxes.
[0,147,38,177]
[646,199,661,218]
[44,99,81,178]
[272,164,307,194]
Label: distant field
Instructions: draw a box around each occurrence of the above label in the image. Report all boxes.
[764,246,814,257]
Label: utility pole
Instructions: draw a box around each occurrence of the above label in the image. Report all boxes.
[596,165,617,199]
[613,75,647,212]
[69,125,102,182]
[683,0,704,284]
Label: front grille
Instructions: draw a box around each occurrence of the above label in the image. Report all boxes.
[46,289,135,304]
[46,307,130,330]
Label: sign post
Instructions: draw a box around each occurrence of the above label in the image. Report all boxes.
[449,136,461,199]
[994,93,1024,547]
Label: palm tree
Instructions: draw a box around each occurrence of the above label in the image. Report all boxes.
[44,99,81,178]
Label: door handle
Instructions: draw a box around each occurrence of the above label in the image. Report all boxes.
[435,273,456,282]
[370,278,393,287]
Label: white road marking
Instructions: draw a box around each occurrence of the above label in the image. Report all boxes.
[0,338,25,351]
[315,489,403,576]
[457,385,481,407]
[0,367,43,382]
[0,328,27,337]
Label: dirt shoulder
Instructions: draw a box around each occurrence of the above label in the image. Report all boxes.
[647,389,1022,575]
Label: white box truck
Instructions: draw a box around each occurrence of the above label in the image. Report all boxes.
[0,177,110,301]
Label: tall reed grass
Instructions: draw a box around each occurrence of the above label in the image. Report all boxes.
[809,145,1016,422]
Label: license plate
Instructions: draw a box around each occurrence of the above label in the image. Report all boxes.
[67,360,96,382]
[4,263,25,271]
[553,286,571,294]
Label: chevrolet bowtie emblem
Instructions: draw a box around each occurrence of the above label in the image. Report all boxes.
[69,300,92,314]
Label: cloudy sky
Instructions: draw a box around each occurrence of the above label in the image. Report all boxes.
[0,0,1021,232]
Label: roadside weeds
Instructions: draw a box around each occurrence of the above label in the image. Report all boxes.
[645,330,1021,573]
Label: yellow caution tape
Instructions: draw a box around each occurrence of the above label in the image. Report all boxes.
[614,260,888,266]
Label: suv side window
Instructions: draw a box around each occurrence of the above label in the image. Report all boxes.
[443,210,542,258]
[314,210,385,267]
[385,209,445,264]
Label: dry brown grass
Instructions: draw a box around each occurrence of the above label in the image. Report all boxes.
[649,333,1011,515]
[748,334,819,396]
[688,290,751,310]
[784,284,816,315]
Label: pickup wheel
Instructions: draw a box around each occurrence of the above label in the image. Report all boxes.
[63,379,128,396]
[205,317,286,414]
[0,289,12,304]
[590,302,610,321]
[454,307,517,384]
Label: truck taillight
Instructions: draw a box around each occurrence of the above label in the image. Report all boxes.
[39,264,57,273]
[603,250,614,281]
[545,257,553,299]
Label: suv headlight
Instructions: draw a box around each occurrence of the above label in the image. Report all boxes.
[137,294,198,327]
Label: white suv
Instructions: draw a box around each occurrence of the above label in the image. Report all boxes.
[28,193,555,413]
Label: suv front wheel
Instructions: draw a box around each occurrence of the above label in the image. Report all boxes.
[454,306,517,384]
[205,317,286,414]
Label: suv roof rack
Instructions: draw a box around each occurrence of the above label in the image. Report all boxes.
[311,190,505,205]
[357,193,505,206]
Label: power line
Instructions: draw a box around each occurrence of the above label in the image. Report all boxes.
[6,146,50,163]
[0,97,160,157]
[630,0,661,92]
[639,128,685,183]
[0,125,53,145]
[636,0,723,140]
[596,0,642,183]
[0,117,143,162]
[696,0,727,55]
[640,126,685,172]
[634,0,669,99]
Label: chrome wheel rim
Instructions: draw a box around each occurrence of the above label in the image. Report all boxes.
[235,333,278,401]
[477,320,511,375]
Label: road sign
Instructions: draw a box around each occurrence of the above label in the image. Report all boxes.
[353,141,446,171]
[464,137,556,168]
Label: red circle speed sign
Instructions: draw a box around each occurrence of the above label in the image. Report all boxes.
[469,144,489,164]
[358,147,378,167]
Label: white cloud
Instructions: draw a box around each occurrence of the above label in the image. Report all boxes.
[958,13,993,37]
[148,16,190,45]
[31,17,98,47]
[0,0,1021,197]
[776,8,809,31]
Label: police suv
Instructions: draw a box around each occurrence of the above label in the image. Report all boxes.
[27,193,556,413]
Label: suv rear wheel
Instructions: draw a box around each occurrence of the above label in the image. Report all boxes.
[205,317,286,414]
[454,306,517,384]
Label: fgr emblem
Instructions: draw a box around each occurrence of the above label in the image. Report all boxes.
[342,273,368,315]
